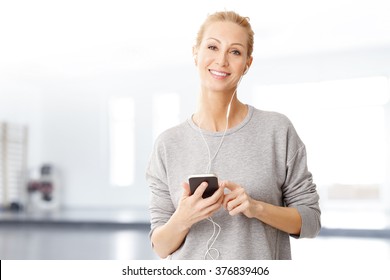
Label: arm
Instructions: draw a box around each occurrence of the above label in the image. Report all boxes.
[150,212,190,259]
[146,137,224,258]
[222,144,320,237]
[254,201,302,235]
[151,182,224,258]
[222,181,302,235]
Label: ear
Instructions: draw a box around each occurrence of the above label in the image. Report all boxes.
[244,56,253,74]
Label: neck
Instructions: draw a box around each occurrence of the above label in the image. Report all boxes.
[194,89,247,132]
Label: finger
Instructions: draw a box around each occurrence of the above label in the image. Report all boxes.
[189,198,220,222]
[181,182,191,198]
[193,182,208,198]
[217,192,224,204]
[204,184,224,205]
[229,201,249,216]
[222,191,238,209]
[202,200,223,217]
[223,180,241,192]
[226,193,245,211]
[228,204,242,216]
[198,186,224,213]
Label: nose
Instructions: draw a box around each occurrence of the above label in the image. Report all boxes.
[216,52,229,67]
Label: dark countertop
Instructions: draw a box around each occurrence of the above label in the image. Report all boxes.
[0,207,151,229]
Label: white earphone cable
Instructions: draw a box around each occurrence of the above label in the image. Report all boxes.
[204,217,221,260]
[197,88,236,173]
[196,75,244,260]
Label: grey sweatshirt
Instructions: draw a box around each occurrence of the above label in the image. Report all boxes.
[146,105,321,259]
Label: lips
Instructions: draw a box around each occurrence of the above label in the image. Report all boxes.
[209,69,230,78]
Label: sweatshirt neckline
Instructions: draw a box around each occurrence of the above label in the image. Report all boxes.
[187,105,254,137]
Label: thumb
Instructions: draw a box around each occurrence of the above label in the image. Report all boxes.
[181,182,191,198]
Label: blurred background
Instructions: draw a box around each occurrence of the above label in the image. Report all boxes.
[0,0,389,260]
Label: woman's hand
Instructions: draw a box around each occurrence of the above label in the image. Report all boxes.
[173,181,224,230]
[151,181,224,258]
[174,182,224,229]
[222,181,258,218]
[221,180,302,235]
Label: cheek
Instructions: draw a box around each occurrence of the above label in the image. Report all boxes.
[198,55,213,68]
[197,50,218,64]
[232,59,247,71]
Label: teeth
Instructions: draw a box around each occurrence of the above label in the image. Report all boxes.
[210,70,228,77]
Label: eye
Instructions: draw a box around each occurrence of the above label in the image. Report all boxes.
[231,50,241,56]
[207,45,218,51]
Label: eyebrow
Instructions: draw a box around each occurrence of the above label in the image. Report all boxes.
[206,37,245,48]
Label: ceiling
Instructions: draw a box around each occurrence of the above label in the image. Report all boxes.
[0,0,390,79]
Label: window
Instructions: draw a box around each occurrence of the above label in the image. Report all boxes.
[109,97,135,187]
[253,76,390,210]
[108,93,180,188]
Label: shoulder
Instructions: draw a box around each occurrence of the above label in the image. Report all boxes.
[250,106,293,129]
[154,120,191,148]
[249,106,303,145]
[150,119,196,166]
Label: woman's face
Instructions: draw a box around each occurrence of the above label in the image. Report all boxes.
[194,21,252,94]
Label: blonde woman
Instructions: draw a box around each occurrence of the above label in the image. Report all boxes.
[146,11,321,260]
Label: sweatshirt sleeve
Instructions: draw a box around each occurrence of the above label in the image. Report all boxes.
[145,137,176,240]
[282,124,321,239]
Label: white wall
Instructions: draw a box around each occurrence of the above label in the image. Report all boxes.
[1,0,390,210]
[1,46,390,209]
[34,66,199,208]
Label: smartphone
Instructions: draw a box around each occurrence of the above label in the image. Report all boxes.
[188,174,219,199]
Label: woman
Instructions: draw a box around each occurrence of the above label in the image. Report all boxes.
[146,11,321,260]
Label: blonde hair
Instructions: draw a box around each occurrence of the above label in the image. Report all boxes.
[195,11,254,57]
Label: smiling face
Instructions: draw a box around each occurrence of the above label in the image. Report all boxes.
[194,21,252,95]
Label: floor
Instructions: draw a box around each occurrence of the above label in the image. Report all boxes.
[0,223,157,260]
[0,224,389,260]
[1,208,389,260]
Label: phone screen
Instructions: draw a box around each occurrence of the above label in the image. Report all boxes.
[188,174,219,198]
